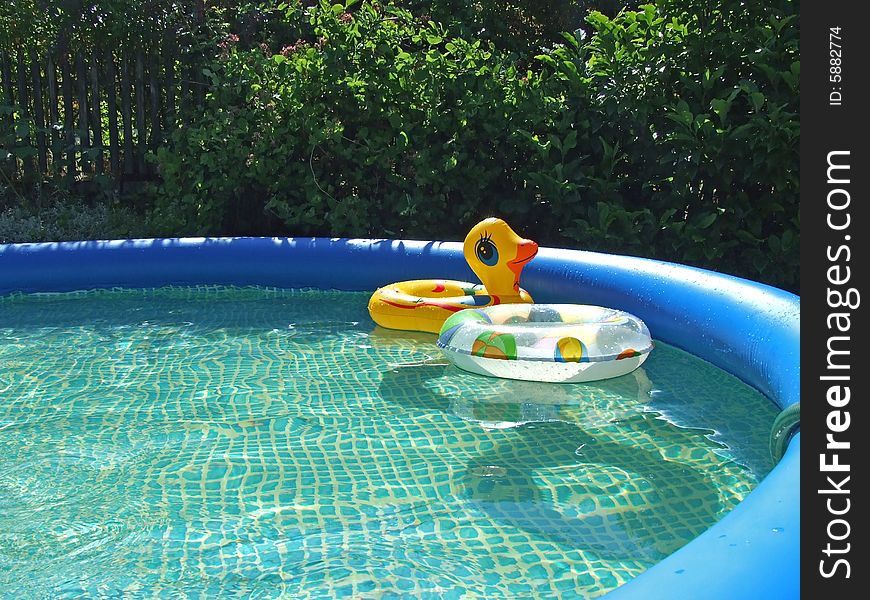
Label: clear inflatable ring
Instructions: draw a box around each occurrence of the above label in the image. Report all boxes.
[437,304,654,383]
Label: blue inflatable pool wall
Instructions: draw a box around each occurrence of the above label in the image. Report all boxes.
[0,237,799,599]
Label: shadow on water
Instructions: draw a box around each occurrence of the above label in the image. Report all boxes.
[462,417,723,562]
[377,362,453,413]
[377,360,724,563]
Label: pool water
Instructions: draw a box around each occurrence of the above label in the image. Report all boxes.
[0,287,778,598]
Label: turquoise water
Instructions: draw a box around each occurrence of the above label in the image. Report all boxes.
[0,287,778,598]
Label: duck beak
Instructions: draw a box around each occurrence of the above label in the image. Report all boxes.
[507,239,538,288]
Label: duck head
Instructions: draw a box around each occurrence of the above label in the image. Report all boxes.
[463,218,538,296]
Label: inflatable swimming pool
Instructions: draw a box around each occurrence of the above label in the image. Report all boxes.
[0,237,799,599]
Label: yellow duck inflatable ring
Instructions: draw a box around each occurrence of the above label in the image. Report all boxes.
[368,218,538,333]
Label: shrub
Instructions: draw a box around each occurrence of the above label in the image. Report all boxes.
[394,1,643,56]
[4,0,799,291]
[152,0,559,238]
[0,195,146,243]
[521,0,799,290]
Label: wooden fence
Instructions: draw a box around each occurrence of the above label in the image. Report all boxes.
[1,42,207,188]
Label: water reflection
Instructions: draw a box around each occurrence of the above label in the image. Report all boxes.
[376,339,728,563]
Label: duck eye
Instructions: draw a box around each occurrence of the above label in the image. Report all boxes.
[476,238,499,266]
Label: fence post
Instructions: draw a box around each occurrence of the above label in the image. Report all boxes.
[164,32,176,132]
[90,52,103,174]
[120,51,135,175]
[61,54,76,182]
[149,47,161,164]
[105,48,120,177]
[16,52,34,179]
[135,49,146,174]
[31,53,48,175]
[1,52,13,127]
[46,53,62,177]
[76,51,90,174]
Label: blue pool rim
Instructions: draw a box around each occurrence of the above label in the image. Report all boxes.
[0,237,799,599]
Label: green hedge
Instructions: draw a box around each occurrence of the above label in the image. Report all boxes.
[2,0,799,291]
[151,1,559,239]
[573,0,800,289]
[153,0,798,289]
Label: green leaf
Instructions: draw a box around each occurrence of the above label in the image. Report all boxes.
[562,130,578,155]
[749,92,765,111]
[597,201,612,231]
[560,31,581,50]
[696,212,717,229]
[735,230,760,244]
[535,54,557,68]
[711,98,731,126]
[560,60,580,82]
[548,133,562,153]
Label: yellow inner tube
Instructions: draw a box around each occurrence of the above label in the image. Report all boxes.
[368,218,537,334]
